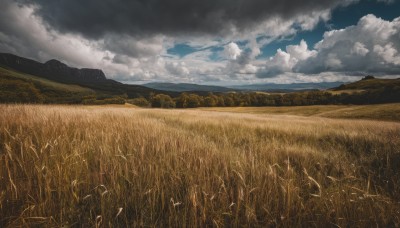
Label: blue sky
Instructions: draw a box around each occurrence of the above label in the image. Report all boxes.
[1,0,400,85]
[168,0,400,60]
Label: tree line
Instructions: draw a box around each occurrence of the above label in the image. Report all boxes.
[129,85,400,108]
[2,75,400,107]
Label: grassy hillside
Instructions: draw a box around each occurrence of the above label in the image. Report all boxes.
[335,78,400,90]
[200,103,400,122]
[0,66,96,103]
[1,105,399,227]
[0,67,141,104]
[0,66,94,93]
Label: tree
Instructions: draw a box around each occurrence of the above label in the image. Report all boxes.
[151,94,176,108]
[176,93,189,108]
[187,94,202,108]
[128,97,150,107]
[204,96,217,107]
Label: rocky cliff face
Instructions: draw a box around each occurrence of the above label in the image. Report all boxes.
[0,53,107,84]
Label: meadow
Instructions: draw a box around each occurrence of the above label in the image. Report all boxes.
[0,104,399,227]
[200,103,400,122]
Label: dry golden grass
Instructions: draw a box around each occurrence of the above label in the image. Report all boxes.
[200,103,400,122]
[1,105,399,227]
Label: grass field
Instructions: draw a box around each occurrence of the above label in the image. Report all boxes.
[1,105,399,227]
[200,103,400,122]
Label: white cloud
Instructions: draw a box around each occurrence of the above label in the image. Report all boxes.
[294,14,400,75]
[373,43,400,65]
[222,42,242,60]
[2,0,398,85]
[351,42,369,56]
[286,40,318,62]
[295,10,331,31]
[165,62,190,76]
[0,2,105,68]
[256,14,400,78]
[256,40,316,78]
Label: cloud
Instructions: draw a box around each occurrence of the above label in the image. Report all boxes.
[0,0,339,85]
[0,0,104,68]
[165,62,190,76]
[0,0,186,83]
[104,35,168,59]
[256,40,317,78]
[256,14,400,78]
[18,0,351,39]
[373,43,400,65]
[351,42,369,56]
[222,42,242,60]
[295,14,400,75]
[2,0,398,85]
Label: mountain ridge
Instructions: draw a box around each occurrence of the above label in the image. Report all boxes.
[0,52,179,98]
[0,53,107,84]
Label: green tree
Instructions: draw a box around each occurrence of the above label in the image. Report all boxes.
[176,93,189,108]
[151,94,176,108]
[187,94,202,108]
[128,97,150,107]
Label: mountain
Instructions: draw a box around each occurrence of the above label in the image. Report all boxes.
[230,82,345,92]
[0,53,177,98]
[143,82,235,92]
[0,53,107,84]
[143,82,348,93]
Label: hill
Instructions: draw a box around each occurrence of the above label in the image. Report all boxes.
[0,66,97,103]
[333,76,400,91]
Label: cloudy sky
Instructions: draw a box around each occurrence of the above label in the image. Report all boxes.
[1,0,399,85]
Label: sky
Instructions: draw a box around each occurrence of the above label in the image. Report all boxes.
[0,0,400,85]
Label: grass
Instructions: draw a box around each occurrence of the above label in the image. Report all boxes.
[200,103,400,122]
[0,67,94,93]
[0,105,399,227]
[328,89,365,95]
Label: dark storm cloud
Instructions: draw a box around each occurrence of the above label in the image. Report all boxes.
[18,0,351,39]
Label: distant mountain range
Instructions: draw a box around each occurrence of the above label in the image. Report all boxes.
[229,82,345,92]
[143,82,235,92]
[143,81,345,93]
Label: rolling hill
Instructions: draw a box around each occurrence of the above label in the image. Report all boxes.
[0,66,97,103]
[333,76,400,91]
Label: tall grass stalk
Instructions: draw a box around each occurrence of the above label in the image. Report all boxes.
[0,105,399,226]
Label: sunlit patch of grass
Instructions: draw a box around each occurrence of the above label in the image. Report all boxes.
[199,103,400,122]
[0,105,399,227]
